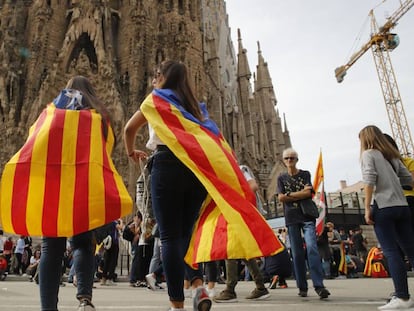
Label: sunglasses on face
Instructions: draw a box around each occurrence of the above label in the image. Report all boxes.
[283,157,297,161]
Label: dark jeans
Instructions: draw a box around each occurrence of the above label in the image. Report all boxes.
[102,243,119,281]
[406,196,414,233]
[204,261,218,282]
[151,148,206,302]
[372,205,414,299]
[137,243,154,281]
[39,231,95,311]
[14,253,23,274]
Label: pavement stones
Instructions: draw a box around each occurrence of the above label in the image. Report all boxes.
[1,276,414,311]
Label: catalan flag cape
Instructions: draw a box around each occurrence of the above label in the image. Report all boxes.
[363,246,388,278]
[141,89,283,266]
[0,104,133,237]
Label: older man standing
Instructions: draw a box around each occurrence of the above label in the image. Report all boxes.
[277,148,330,299]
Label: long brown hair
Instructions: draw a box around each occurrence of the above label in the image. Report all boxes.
[157,60,203,121]
[65,75,111,139]
[359,125,401,161]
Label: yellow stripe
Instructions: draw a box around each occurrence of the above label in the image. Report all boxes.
[57,110,79,236]
[25,107,54,235]
[194,202,219,260]
[105,126,133,217]
[88,111,106,229]
[0,161,18,233]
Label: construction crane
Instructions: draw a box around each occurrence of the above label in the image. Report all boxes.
[335,0,414,156]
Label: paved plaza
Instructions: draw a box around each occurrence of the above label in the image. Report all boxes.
[1,276,414,311]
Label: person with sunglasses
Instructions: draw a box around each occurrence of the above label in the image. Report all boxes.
[277,148,330,299]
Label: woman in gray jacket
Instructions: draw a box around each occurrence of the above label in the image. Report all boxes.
[359,125,414,310]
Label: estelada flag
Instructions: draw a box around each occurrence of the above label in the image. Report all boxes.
[141,89,284,267]
[0,104,133,237]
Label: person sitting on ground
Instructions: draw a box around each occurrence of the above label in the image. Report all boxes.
[27,249,41,282]
[261,246,292,289]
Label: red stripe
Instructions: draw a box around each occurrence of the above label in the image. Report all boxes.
[73,111,92,234]
[11,110,48,235]
[152,95,279,254]
[210,214,228,259]
[101,124,121,223]
[192,200,216,264]
[41,109,65,236]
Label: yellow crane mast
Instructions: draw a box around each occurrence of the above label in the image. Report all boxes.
[335,0,414,156]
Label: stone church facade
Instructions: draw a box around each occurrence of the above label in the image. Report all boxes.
[0,0,290,213]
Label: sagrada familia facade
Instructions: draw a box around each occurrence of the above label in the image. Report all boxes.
[0,0,291,214]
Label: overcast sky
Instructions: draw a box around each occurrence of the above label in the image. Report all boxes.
[225,0,414,192]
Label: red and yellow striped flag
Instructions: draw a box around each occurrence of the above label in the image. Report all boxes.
[141,89,283,266]
[313,151,326,235]
[338,241,347,275]
[0,104,133,237]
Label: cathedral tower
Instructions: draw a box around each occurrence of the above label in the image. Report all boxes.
[0,0,290,208]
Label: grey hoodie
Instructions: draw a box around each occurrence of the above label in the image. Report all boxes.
[361,149,412,208]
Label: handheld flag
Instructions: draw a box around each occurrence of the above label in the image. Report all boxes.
[141,89,284,266]
[338,242,348,275]
[313,151,326,235]
[0,104,133,237]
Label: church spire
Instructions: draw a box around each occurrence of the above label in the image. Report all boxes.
[237,29,251,79]
[255,41,273,91]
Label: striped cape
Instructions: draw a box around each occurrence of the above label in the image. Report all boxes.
[363,246,388,277]
[141,89,283,266]
[0,104,132,237]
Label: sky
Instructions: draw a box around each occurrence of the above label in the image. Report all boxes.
[225,0,414,192]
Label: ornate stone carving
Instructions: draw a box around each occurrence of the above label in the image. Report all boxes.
[0,0,290,208]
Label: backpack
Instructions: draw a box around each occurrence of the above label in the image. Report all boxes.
[122,222,135,242]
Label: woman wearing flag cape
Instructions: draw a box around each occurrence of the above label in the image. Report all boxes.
[124,60,282,311]
[0,75,133,311]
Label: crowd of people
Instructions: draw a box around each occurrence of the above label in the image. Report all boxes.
[1,61,414,311]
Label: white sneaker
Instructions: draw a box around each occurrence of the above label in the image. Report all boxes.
[106,279,117,286]
[145,273,157,291]
[184,288,192,298]
[206,287,216,298]
[193,287,212,311]
[77,299,95,311]
[378,296,414,310]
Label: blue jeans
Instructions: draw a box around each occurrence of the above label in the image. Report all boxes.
[129,244,139,283]
[372,205,414,299]
[151,148,206,302]
[288,221,325,291]
[149,237,162,274]
[39,231,95,310]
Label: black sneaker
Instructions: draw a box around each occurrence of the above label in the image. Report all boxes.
[315,287,330,299]
[298,289,308,297]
